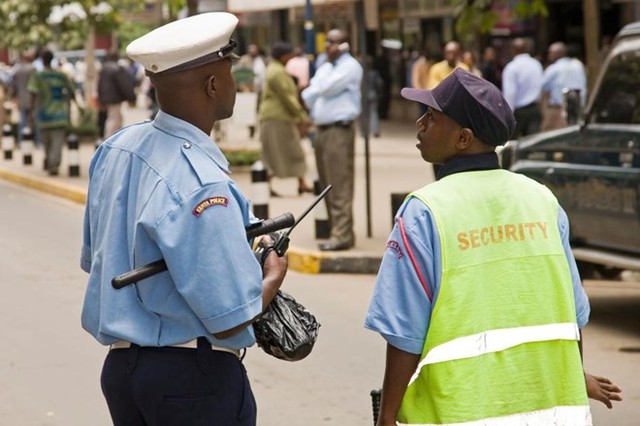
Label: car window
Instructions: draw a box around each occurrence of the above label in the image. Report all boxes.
[590,50,640,124]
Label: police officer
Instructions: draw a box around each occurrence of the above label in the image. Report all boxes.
[80,13,288,425]
[365,69,622,425]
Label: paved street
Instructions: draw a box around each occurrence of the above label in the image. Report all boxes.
[1,179,639,425]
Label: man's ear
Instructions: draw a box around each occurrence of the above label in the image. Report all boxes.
[204,74,216,97]
[455,128,475,150]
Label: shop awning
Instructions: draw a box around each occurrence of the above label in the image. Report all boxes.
[228,0,357,13]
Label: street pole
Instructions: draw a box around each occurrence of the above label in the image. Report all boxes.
[356,0,372,238]
[583,0,600,92]
[304,0,316,77]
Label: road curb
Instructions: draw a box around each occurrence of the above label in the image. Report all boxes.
[0,166,382,275]
[0,167,86,205]
[287,245,382,274]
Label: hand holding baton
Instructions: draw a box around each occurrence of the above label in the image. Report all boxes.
[111,185,332,289]
[111,212,295,289]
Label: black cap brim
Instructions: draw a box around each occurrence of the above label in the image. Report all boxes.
[400,87,442,111]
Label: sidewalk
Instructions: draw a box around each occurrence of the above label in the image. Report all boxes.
[0,104,433,274]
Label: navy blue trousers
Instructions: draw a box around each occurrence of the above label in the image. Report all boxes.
[101,339,256,425]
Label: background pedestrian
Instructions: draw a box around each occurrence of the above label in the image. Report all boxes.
[97,50,136,139]
[302,28,363,251]
[10,51,36,146]
[462,50,482,77]
[236,43,266,139]
[541,41,587,131]
[285,46,311,91]
[426,41,468,90]
[364,58,384,138]
[502,38,544,137]
[27,50,75,176]
[479,46,502,89]
[258,41,313,196]
[409,48,432,117]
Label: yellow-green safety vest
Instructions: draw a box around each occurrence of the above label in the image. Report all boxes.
[397,169,590,426]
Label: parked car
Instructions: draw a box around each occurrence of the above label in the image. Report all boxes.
[499,22,640,279]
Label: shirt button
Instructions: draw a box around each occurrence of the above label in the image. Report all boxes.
[183,142,191,149]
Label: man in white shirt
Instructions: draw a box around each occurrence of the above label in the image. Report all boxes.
[541,42,587,130]
[501,38,544,137]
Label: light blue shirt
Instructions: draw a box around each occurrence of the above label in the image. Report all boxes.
[301,52,363,125]
[542,57,588,107]
[365,197,591,355]
[81,111,263,350]
[501,53,544,110]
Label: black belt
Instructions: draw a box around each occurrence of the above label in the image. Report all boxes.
[317,120,353,130]
[515,102,539,111]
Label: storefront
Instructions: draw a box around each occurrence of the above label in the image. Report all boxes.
[227,0,359,55]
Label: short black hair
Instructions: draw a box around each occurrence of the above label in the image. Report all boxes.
[271,41,294,61]
[41,50,54,66]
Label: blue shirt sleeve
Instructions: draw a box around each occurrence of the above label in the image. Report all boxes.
[151,181,263,335]
[558,206,591,328]
[364,197,440,354]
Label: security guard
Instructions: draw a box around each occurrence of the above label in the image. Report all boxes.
[80,12,287,425]
[365,69,622,425]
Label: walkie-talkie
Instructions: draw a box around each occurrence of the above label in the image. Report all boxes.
[253,185,332,265]
[272,185,332,256]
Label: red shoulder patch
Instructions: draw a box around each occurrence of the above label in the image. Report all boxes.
[192,196,228,217]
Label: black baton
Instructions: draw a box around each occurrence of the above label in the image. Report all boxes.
[111,212,295,289]
[371,388,381,425]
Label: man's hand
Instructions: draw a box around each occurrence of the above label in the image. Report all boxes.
[262,239,288,282]
[376,344,420,426]
[260,234,288,309]
[585,372,622,409]
[212,235,287,340]
[297,121,311,138]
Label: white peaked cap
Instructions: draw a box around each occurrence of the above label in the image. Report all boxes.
[126,12,239,74]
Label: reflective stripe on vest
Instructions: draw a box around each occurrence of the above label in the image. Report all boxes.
[397,405,592,426]
[408,322,580,386]
[397,170,589,425]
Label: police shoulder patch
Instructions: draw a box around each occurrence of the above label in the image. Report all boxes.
[192,196,228,217]
[386,240,404,259]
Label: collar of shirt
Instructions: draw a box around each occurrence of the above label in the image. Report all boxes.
[437,152,500,180]
[152,110,230,173]
[514,53,532,60]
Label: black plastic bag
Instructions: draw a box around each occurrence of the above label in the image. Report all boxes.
[253,290,320,361]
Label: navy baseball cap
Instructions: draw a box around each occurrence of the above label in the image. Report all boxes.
[401,68,516,146]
